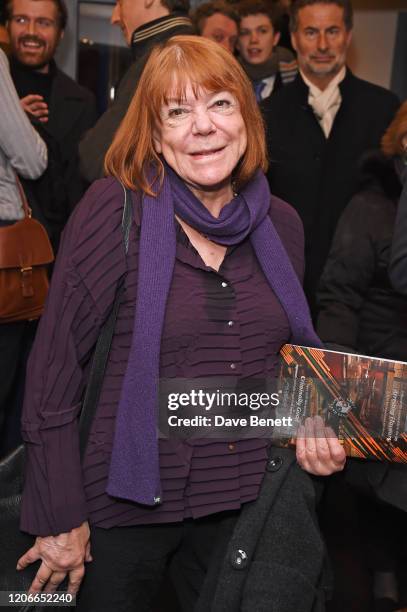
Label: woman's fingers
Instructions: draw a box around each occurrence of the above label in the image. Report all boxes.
[296,424,312,472]
[296,423,305,452]
[28,562,53,594]
[296,416,346,475]
[67,566,86,595]
[29,563,85,595]
[313,416,331,461]
[43,571,67,594]
[304,416,318,453]
[16,545,40,570]
[325,427,346,466]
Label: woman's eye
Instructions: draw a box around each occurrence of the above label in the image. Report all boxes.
[168,108,187,118]
[212,99,232,109]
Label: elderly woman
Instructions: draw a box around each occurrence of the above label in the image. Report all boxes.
[17,36,345,611]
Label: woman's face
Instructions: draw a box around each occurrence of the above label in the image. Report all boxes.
[153,84,247,197]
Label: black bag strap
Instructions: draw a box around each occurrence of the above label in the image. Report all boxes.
[79,186,133,459]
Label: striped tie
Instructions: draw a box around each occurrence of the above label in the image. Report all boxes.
[253,80,266,102]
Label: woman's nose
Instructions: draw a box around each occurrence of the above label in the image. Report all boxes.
[191,110,216,135]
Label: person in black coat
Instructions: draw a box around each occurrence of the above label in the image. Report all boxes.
[262,0,399,316]
[317,150,406,360]
[317,103,407,612]
[6,0,97,211]
[389,107,407,295]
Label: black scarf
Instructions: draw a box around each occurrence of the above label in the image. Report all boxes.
[239,54,279,82]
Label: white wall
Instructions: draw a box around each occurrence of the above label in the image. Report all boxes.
[347,10,399,89]
[55,0,78,79]
[56,1,125,79]
[79,3,126,48]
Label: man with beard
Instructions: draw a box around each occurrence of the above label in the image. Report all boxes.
[262,0,399,317]
[6,0,97,212]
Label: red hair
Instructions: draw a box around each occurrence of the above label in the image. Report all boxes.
[381,101,407,157]
[104,35,267,195]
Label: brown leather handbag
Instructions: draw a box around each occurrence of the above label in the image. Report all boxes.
[0,177,54,323]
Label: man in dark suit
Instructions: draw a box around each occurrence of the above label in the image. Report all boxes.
[262,0,399,316]
[6,0,97,211]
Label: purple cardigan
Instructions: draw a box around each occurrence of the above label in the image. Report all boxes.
[20,177,309,536]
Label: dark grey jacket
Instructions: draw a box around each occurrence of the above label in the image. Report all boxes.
[196,447,329,612]
[78,14,194,183]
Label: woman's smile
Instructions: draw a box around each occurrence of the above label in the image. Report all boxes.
[189,146,227,160]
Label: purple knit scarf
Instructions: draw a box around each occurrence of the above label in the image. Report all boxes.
[106,167,322,505]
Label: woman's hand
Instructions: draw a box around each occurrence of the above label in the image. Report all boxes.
[296,416,346,476]
[17,521,92,596]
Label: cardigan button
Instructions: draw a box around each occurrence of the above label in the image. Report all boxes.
[266,456,283,472]
[230,549,249,570]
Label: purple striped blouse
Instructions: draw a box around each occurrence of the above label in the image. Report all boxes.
[20,177,304,536]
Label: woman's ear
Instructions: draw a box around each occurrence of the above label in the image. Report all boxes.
[152,130,162,154]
